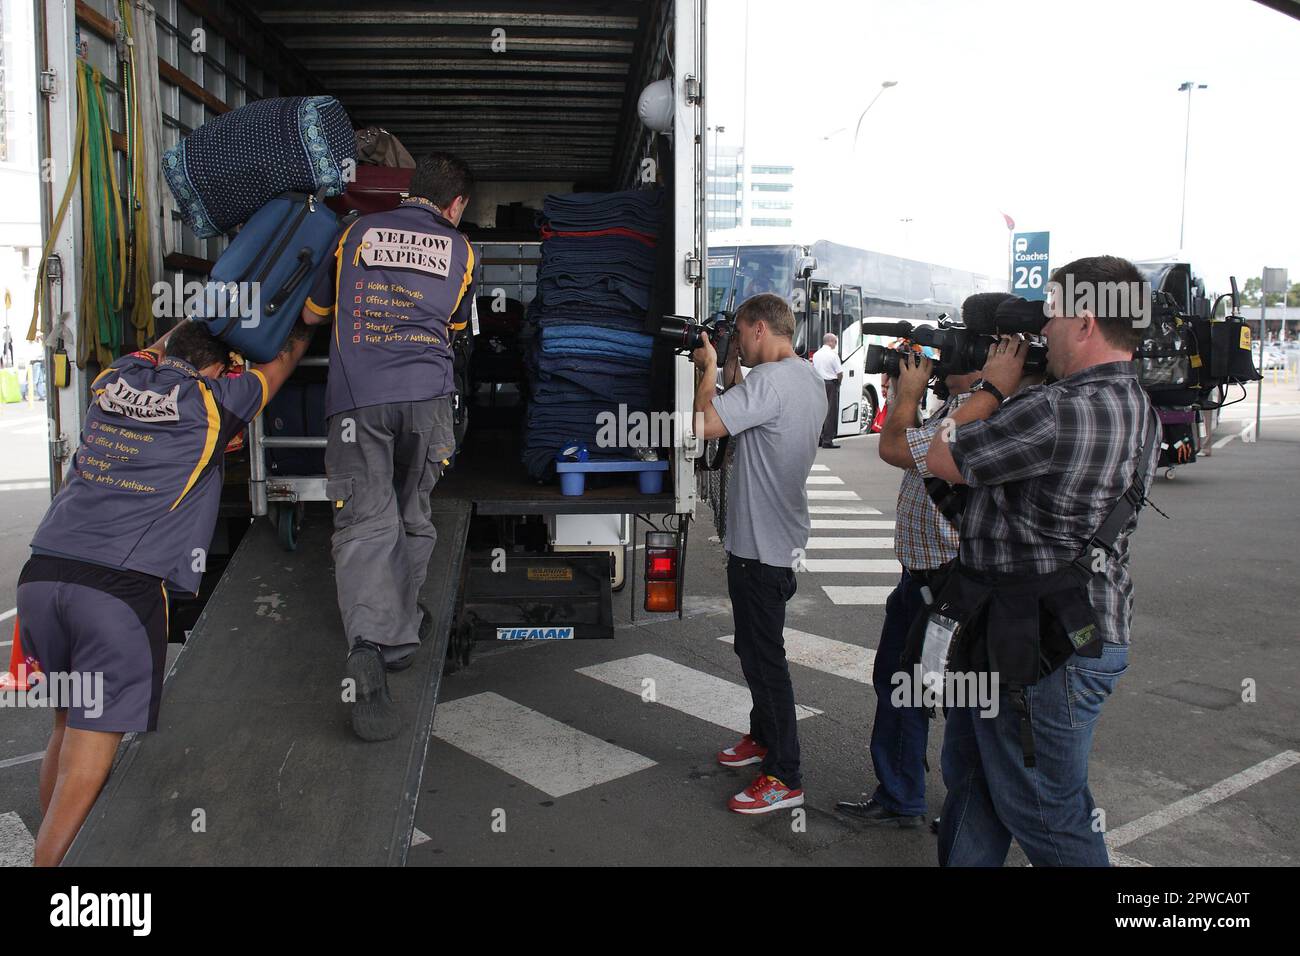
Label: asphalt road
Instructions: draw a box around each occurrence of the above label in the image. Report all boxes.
[1,391,1298,867]
[408,405,1300,867]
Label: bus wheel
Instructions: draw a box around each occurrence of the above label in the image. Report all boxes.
[860,387,879,434]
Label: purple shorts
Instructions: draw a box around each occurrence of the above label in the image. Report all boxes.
[16,555,168,732]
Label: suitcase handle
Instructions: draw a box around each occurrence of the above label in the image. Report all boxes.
[266,248,315,316]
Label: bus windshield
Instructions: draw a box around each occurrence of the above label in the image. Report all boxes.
[707,246,797,313]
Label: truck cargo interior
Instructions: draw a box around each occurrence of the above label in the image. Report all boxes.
[231,1,680,511]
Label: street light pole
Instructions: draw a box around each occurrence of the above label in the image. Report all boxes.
[1178,81,1207,251]
[852,80,899,153]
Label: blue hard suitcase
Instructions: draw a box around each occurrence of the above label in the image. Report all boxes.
[200,191,348,363]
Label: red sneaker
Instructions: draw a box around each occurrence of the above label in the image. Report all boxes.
[728,774,805,814]
[716,734,767,768]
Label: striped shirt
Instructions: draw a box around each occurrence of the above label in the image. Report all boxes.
[894,392,969,571]
[949,361,1160,645]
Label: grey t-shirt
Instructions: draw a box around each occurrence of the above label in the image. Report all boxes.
[712,356,827,568]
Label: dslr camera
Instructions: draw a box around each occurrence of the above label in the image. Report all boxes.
[657,310,737,368]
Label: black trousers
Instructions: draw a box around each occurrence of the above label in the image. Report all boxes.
[820,379,840,444]
[726,553,801,788]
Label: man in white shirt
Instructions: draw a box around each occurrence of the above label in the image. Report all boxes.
[812,333,843,449]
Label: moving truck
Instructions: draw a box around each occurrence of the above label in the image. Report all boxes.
[32,0,706,864]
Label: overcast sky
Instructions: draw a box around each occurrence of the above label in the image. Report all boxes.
[706,0,1299,294]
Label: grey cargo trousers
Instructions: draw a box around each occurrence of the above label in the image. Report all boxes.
[325,398,455,663]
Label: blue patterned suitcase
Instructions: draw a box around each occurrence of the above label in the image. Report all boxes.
[163,95,356,238]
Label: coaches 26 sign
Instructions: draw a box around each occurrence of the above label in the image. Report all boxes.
[1012,231,1049,301]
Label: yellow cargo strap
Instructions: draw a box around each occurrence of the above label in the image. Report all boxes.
[27,62,128,370]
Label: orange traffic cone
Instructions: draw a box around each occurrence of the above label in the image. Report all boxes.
[2,618,39,692]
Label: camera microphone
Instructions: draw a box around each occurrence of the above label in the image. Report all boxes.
[861,320,914,338]
[993,296,1050,335]
[960,292,1016,334]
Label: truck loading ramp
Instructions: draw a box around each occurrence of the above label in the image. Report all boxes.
[64,498,473,866]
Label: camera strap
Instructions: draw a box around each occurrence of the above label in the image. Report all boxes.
[697,434,730,472]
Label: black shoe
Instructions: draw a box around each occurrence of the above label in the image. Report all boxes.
[820,441,841,449]
[834,797,924,828]
[346,641,401,741]
[930,817,941,835]
[417,602,432,643]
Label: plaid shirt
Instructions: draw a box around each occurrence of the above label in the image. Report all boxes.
[950,362,1160,645]
[895,393,969,571]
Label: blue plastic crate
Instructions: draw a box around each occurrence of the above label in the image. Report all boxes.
[554,459,669,496]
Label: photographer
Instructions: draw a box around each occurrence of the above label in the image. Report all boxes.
[835,351,982,827]
[692,293,828,814]
[926,255,1161,866]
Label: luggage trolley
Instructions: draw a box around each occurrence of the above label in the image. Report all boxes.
[248,355,331,550]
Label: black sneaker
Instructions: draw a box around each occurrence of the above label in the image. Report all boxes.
[820,441,842,449]
[834,797,924,828]
[346,641,401,741]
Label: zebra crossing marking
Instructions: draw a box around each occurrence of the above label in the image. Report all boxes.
[577,653,822,733]
[822,585,896,605]
[432,691,657,798]
[811,519,895,530]
[802,558,903,574]
[718,629,875,684]
[805,536,895,550]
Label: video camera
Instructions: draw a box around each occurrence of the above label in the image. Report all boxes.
[1133,277,1262,409]
[863,293,1049,380]
[657,310,737,368]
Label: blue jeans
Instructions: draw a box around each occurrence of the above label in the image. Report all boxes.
[938,642,1129,866]
[868,571,930,816]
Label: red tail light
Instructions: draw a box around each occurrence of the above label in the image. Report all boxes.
[644,532,680,611]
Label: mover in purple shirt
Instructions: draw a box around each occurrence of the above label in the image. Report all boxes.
[301,152,475,743]
[16,318,321,866]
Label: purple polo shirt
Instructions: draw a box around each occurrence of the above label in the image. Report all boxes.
[31,351,267,593]
[305,197,476,418]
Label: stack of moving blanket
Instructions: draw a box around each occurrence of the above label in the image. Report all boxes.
[523,188,665,481]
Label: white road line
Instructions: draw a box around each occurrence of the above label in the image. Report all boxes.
[0,482,46,492]
[822,585,896,605]
[0,751,44,771]
[805,536,895,550]
[0,641,10,649]
[411,827,431,847]
[577,653,822,734]
[811,519,895,530]
[0,812,34,867]
[1108,850,1152,867]
[718,629,875,684]
[810,464,830,472]
[805,475,845,485]
[802,558,903,574]
[1212,433,1236,449]
[432,691,656,798]
[0,608,14,623]
[809,505,882,515]
[807,489,861,500]
[1106,750,1300,849]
